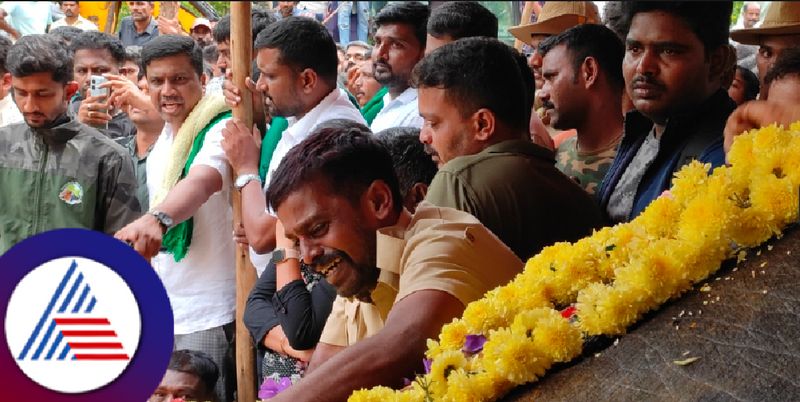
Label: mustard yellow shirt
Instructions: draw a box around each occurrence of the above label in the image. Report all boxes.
[319,202,523,347]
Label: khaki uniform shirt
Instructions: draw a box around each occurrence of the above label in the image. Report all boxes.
[319,203,523,347]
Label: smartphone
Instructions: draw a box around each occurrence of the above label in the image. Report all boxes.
[89,75,109,105]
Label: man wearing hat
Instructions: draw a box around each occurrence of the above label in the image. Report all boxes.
[731,2,800,96]
[508,2,600,148]
[190,18,213,48]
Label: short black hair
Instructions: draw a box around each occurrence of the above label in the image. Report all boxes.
[142,35,204,78]
[0,35,12,74]
[254,17,338,85]
[374,1,430,48]
[213,8,277,44]
[626,2,732,54]
[375,128,437,198]
[167,350,218,399]
[539,24,625,91]
[764,47,800,88]
[48,25,83,47]
[737,66,760,101]
[413,37,528,132]
[71,31,126,66]
[202,43,218,64]
[427,1,498,40]
[602,1,632,41]
[511,47,536,126]
[7,34,73,84]
[266,122,403,214]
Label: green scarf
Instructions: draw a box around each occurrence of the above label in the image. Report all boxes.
[361,87,388,125]
[162,111,232,261]
[259,116,289,182]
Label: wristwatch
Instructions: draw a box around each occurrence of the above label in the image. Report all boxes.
[235,173,262,190]
[271,248,300,265]
[150,210,174,233]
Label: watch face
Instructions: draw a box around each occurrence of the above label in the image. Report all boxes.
[271,249,285,264]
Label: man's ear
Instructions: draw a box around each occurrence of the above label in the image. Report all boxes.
[200,72,208,86]
[363,180,395,222]
[407,182,428,212]
[300,68,318,93]
[1,72,11,92]
[64,81,79,99]
[582,56,599,89]
[472,108,496,142]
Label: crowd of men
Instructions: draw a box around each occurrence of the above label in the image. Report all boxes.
[1,1,800,401]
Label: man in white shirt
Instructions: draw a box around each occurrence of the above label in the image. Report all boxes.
[221,17,365,272]
[49,1,98,32]
[0,35,21,127]
[0,1,52,39]
[114,35,235,402]
[369,2,428,133]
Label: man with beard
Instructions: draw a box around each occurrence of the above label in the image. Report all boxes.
[69,31,138,141]
[369,2,428,132]
[117,1,158,47]
[597,2,736,224]
[220,17,364,271]
[190,18,213,49]
[114,35,235,402]
[50,1,98,32]
[0,34,140,253]
[538,24,625,195]
[264,125,523,402]
[417,38,603,262]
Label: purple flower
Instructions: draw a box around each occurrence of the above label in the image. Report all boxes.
[258,377,293,399]
[403,377,413,387]
[462,334,487,355]
[423,358,432,374]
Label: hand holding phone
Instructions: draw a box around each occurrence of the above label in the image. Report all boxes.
[89,75,109,114]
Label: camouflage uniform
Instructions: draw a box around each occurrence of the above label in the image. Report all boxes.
[555,135,620,196]
[0,116,141,253]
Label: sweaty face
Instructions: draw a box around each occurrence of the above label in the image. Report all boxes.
[756,35,800,86]
[254,47,304,118]
[539,44,585,130]
[373,23,424,89]
[74,48,120,98]
[418,87,481,168]
[149,370,213,402]
[277,180,380,299]
[145,54,204,127]
[623,11,715,125]
[12,72,74,128]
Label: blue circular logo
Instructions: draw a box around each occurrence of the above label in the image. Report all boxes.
[1,229,173,401]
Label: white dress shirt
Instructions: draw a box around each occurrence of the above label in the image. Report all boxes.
[370,87,424,133]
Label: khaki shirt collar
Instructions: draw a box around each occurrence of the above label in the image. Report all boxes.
[370,209,413,320]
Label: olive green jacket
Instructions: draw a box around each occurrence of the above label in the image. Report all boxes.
[0,117,141,253]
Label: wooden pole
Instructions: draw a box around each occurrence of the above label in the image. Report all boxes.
[515,1,536,51]
[103,1,121,35]
[230,3,257,402]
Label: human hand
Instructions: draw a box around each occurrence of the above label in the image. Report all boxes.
[233,222,249,246]
[156,15,185,36]
[103,73,153,112]
[77,95,112,127]
[724,100,800,155]
[282,338,314,362]
[222,76,258,108]
[221,117,261,174]
[114,213,164,260]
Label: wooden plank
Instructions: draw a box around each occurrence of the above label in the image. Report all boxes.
[230,3,257,402]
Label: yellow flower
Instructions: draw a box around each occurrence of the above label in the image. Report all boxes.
[428,350,468,397]
[670,160,710,204]
[348,386,399,402]
[482,328,550,384]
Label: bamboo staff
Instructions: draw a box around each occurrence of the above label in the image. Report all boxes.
[230,3,257,401]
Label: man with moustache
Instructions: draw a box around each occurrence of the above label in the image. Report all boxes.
[0,34,140,253]
[264,124,524,402]
[597,2,736,224]
[117,1,158,47]
[114,35,235,402]
[369,1,428,132]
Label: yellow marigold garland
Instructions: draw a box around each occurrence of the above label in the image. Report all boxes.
[348,122,800,402]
